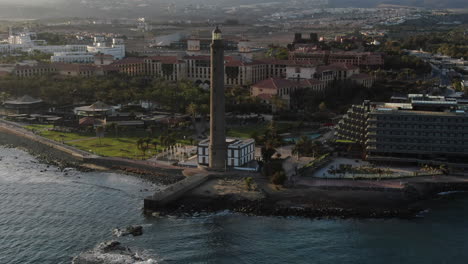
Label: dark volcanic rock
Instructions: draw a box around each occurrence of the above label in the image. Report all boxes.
[72,240,154,264]
[97,241,125,253]
[113,225,143,237]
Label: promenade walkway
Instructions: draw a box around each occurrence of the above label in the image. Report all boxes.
[0,119,186,174]
[0,119,96,159]
[297,175,468,190]
[65,137,97,143]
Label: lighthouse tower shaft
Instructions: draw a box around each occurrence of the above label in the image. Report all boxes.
[209,28,227,170]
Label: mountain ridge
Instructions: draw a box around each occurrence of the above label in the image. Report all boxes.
[329,0,468,8]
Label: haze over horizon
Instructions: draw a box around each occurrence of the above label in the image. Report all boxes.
[0,0,465,7]
[0,0,465,20]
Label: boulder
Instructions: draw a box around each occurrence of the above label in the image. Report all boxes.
[112,225,143,237]
[72,240,156,264]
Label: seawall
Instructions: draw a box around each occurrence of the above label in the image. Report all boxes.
[144,173,213,210]
[0,122,85,165]
[0,121,185,184]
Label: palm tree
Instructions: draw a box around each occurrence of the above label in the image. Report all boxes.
[136,137,151,159]
[0,91,10,104]
[263,121,282,148]
[292,137,323,158]
[198,103,209,132]
[148,125,158,137]
[270,95,286,113]
[292,135,311,158]
[151,140,159,153]
[261,139,277,163]
[95,126,104,146]
[106,122,119,137]
[186,103,198,129]
[311,140,324,158]
[159,133,176,148]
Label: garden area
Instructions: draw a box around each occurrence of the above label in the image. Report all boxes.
[311,158,445,179]
[227,121,293,139]
[23,124,193,160]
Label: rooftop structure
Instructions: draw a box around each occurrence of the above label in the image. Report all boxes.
[74,101,113,117]
[3,95,44,114]
[289,50,384,67]
[51,52,95,64]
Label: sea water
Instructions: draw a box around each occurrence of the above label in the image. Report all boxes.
[1,146,468,264]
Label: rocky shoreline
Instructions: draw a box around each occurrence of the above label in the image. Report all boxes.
[111,166,185,185]
[72,240,155,264]
[145,195,421,219]
[3,125,468,220]
[0,128,185,185]
[145,177,468,220]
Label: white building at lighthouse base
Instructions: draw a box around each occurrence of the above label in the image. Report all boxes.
[197,138,255,167]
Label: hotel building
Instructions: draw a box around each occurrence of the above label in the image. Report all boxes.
[336,95,468,166]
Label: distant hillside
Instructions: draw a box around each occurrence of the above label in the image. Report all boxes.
[329,0,468,8]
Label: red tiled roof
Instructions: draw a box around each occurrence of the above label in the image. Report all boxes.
[317,63,358,73]
[257,59,289,65]
[79,117,105,126]
[299,79,324,87]
[252,78,296,90]
[14,63,52,70]
[55,63,98,71]
[259,59,319,66]
[330,62,359,70]
[184,55,210,60]
[225,60,244,67]
[111,57,144,65]
[101,64,119,71]
[147,56,185,64]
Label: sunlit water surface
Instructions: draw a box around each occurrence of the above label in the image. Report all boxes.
[1,147,467,264]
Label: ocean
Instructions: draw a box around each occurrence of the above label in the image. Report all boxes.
[1,146,468,264]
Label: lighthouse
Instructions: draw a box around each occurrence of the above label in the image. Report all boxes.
[209,26,227,170]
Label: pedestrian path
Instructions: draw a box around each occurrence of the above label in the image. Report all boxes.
[65,137,97,143]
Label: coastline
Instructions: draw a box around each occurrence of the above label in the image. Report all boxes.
[3,120,468,220]
[0,120,185,185]
[145,176,468,219]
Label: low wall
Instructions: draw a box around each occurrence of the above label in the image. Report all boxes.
[0,124,84,165]
[144,173,213,210]
[0,120,187,184]
[316,185,404,193]
[89,157,183,176]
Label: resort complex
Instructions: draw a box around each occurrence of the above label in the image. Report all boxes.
[336,95,468,167]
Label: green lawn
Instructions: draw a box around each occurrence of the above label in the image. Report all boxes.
[335,139,356,144]
[68,136,156,159]
[227,122,294,138]
[39,130,92,142]
[24,124,54,131]
[37,128,193,159]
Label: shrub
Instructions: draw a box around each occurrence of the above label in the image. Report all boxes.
[271,171,286,185]
[244,177,253,190]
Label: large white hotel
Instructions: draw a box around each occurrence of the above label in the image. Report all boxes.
[1,31,125,61]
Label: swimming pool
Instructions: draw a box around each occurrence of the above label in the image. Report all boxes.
[283,133,321,143]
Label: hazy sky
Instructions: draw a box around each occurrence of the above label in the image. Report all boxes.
[0,0,61,3]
